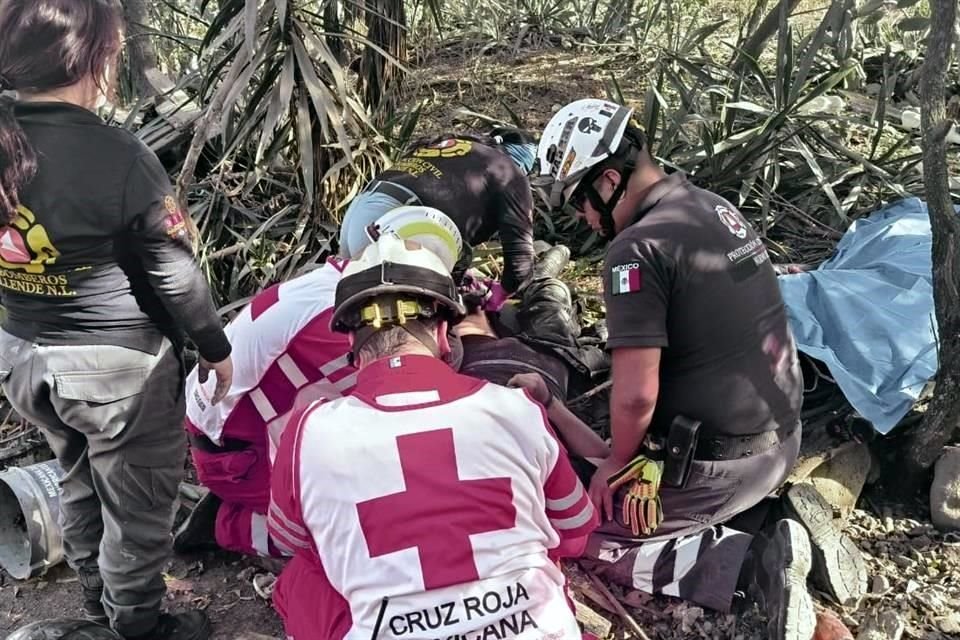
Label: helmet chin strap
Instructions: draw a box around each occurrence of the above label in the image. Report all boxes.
[582,157,635,239]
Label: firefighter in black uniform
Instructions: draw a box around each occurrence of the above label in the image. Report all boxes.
[339,128,537,295]
[0,2,230,639]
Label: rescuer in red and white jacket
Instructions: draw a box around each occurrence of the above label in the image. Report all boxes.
[268,231,599,639]
[175,206,465,559]
[174,257,354,557]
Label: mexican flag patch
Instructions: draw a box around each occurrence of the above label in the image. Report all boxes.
[612,263,642,295]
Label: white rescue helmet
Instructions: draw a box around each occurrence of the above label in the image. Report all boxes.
[331,232,466,334]
[532,98,635,210]
[362,205,462,273]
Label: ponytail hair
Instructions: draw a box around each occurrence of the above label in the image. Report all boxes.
[0,96,36,225]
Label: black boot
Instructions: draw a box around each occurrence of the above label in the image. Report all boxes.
[78,567,108,625]
[532,244,571,280]
[517,277,580,347]
[124,611,211,640]
[173,492,222,554]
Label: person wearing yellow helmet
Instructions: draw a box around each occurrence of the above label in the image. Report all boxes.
[266,233,598,640]
[534,99,865,639]
[174,207,462,561]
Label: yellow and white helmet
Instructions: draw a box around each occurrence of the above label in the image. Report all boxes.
[331,231,466,334]
[532,98,635,210]
[361,205,462,273]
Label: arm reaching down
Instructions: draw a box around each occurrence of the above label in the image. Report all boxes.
[532,402,600,560]
[547,398,610,459]
[588,347,660,521]
[588,236,672,521]
[123,151,233,401]
[497,171,536,293]
[267,404,316,557]
[509,373,609,459]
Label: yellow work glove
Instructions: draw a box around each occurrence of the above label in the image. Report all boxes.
[607,455,664,537]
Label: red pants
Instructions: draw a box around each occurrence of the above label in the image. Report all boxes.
[186,424,282,557]
[273,555,352,638]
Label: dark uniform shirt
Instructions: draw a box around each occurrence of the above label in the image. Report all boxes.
[0,102,230,362]
[377,137,534,292]
[460,334,569,401]
[602,173,802,437]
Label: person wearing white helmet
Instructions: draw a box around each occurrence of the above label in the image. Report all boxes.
[338,126,538,296]
[266,233,599,640]
[533,99,865,639]
[173,206,461,560]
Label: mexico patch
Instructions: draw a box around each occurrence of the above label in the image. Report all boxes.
[611,263,642,295]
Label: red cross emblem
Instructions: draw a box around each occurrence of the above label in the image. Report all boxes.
[356,428,516,590]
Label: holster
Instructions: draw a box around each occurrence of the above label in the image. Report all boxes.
[662,415,701,488]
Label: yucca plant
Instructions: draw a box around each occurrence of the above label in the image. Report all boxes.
[534,0,937,265]
[177,0,393,307]
[359,0,408,117]
[647,0,929,260]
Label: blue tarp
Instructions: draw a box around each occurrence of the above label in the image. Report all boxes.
[778,197,958,434]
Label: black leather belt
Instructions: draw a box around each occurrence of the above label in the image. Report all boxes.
[364,180,422,206]
[694,420,799,461]
[188,432,253,454]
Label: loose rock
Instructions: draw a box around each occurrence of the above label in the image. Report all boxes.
[814,610,854,640]
[937,612,960,635]
[931,446,960,531]
[871,575,890,594]
[856,610,905,640]
[909,535,932,549]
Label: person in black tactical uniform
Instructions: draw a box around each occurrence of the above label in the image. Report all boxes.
[338,127,537,295]
[533,99,867,640]
[0,2,231,639]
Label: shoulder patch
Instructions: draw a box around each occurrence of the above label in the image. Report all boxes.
[163,209,187,239]
[716,204,748,239]
[162,195,189,240]
[611,262,642,295]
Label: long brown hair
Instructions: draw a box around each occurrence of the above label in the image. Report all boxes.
[0,0,123,225]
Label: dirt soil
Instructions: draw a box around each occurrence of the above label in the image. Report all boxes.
[0,550,284,639]
[3,482,959,640]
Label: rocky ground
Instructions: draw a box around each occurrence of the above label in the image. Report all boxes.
[2,472,959,640]
[563,483,960,640]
